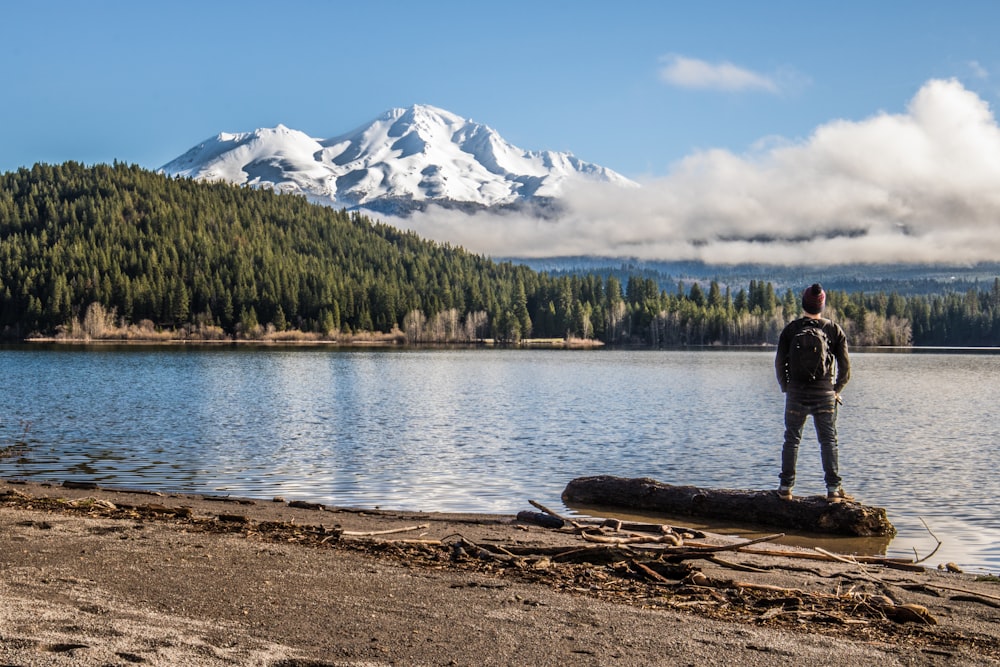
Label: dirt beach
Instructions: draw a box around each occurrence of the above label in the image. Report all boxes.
[1,479,999,666]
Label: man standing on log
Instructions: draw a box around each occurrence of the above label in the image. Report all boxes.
[774,283,852,502]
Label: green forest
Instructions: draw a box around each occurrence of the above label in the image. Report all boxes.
[1,162,999,347]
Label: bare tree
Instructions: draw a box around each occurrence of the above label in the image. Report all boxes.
[81,302,116,340]
[403,309,427,343]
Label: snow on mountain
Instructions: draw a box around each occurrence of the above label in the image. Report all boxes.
[160,104,636,214]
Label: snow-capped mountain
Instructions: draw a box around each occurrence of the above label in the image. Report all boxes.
[160,104,635,215]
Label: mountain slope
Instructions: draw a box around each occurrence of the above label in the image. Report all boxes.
[160,105,635,214]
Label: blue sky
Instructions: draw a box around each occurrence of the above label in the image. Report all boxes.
[5,1,1000,264]
[2,1,996,179]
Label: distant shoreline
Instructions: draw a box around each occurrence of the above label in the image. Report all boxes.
[10,338,1000,353]
[16,335,606,349]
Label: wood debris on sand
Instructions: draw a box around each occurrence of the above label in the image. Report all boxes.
[2,480,999,662]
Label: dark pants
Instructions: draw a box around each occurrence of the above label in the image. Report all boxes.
[779,394,841,489]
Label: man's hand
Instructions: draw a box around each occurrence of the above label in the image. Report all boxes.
[835,394,843,405]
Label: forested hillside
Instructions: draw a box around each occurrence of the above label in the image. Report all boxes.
[0,162,535,341]
[1,162,998,346]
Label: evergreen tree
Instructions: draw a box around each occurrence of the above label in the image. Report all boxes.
[514,279,532,338]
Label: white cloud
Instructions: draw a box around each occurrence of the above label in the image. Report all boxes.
[392,79,1000,266]
[658,54,779,93]
[969,60,989,79]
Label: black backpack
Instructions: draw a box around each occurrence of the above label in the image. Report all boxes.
[788,323,831,382]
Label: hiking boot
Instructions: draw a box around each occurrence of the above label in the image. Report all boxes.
[827,487,854,502]
[776,485,793,500]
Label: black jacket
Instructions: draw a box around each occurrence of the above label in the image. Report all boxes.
[775,317,850,397]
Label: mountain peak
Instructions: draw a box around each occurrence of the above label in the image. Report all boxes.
[160,105,635,214]
[387,102,445,116]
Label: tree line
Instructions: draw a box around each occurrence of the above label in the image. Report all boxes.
[1,162,998,347]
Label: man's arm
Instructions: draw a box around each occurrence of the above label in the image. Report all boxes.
[832,325,851,393]
[775,329,790,392]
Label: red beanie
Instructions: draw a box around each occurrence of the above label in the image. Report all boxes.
[802,283,826,314]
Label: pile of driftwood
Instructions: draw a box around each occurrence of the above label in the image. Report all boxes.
[509,501,945,626]
[334,499,1000,639]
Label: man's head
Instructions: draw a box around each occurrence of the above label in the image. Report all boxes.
[802,283,826,315]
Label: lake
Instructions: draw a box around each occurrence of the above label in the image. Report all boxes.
[1,345,997,573]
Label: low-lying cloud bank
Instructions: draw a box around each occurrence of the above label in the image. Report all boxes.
[392,79,1000,266]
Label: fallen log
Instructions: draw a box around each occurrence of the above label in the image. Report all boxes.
[562,476,896,537]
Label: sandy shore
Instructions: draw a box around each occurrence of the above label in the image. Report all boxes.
[2,479,999,666]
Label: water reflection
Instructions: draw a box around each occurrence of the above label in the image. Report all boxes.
[0,346,997,573]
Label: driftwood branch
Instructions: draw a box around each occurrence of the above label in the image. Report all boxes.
[912,517,943,564]
[731,580,807,595]
[527,499,591,531]
[579,531,680,546]
[630,559,674,583]
[528,499,569,523]
[672,533,785,554]
[915,582,1000,605]
[736,547,925,572]
[341,523,429,537]
[706,555,770,573]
